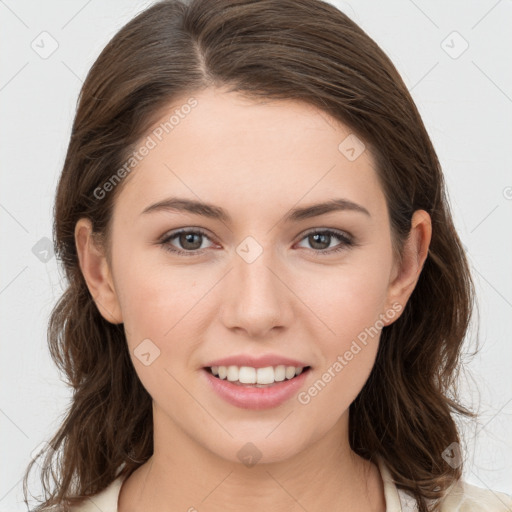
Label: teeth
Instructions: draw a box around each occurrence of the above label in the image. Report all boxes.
[256,367,273,384]
[285,366,296,380]
[274,365,286,382]
[227,365,239,382]
[209,365,306,384]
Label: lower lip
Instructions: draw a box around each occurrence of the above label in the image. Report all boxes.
[202,368,311,410]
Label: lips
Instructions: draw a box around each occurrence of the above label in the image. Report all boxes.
[203,367,310,409]
[201,354,312,409]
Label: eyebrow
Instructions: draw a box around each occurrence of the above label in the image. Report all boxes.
[140,197,371,222]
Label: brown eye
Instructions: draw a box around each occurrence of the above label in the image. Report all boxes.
[160,228,214,256]
[177,232,203,250]
[296,229,354,255]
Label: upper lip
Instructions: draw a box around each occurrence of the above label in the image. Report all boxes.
[204,354,310,369]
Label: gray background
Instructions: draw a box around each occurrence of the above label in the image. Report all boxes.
[1,0,511,510]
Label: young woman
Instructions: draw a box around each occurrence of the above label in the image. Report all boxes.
[23,0,512,511]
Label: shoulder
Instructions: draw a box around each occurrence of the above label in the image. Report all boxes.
[378,457,512,512]
[396,480,512,512]
[436,479,512,511]
[66,476,124,512]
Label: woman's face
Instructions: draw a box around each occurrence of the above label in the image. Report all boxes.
[77,87,427,465]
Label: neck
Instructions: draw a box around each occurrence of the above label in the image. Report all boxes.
[118,409,385,512]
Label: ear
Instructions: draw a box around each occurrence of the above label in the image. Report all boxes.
[383,209,432,324]
[74,218,123,324]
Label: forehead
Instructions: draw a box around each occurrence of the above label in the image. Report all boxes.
[112,87,386,226]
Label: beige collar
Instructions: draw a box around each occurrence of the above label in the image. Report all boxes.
[377,456,409,511]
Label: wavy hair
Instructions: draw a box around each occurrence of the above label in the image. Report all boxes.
[23,1,476,511]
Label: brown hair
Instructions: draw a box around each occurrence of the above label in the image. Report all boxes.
[23,1,476,511]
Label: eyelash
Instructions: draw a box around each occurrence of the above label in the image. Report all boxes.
[158,228,355,257]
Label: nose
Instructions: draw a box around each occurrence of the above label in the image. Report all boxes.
[219,244,293,339]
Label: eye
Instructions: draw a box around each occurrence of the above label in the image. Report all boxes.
[158,227,355,257]
[295,229,355,255]
[159,228,215,256]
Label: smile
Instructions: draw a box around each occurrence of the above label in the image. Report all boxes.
[208,365,309,386]
[202,366,312,410]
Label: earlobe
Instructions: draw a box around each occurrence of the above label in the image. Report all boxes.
[384,210,432,324]
[74,218,123,324]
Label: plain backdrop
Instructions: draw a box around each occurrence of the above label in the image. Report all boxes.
[1,0,511,510]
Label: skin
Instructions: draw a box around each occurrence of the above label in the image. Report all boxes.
[75,86,431,512]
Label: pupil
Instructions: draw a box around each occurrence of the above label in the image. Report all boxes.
[181,233,201,250]
[311,233,329,249]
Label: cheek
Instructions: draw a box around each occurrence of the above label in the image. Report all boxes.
[111,260,202,395]
[296,269,387,423]
[296,251,391,407]
[116,267,202,405]
[115,253,205,340]
[304,257,392,344]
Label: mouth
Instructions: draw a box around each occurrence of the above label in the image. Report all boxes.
[204,365,312,388]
